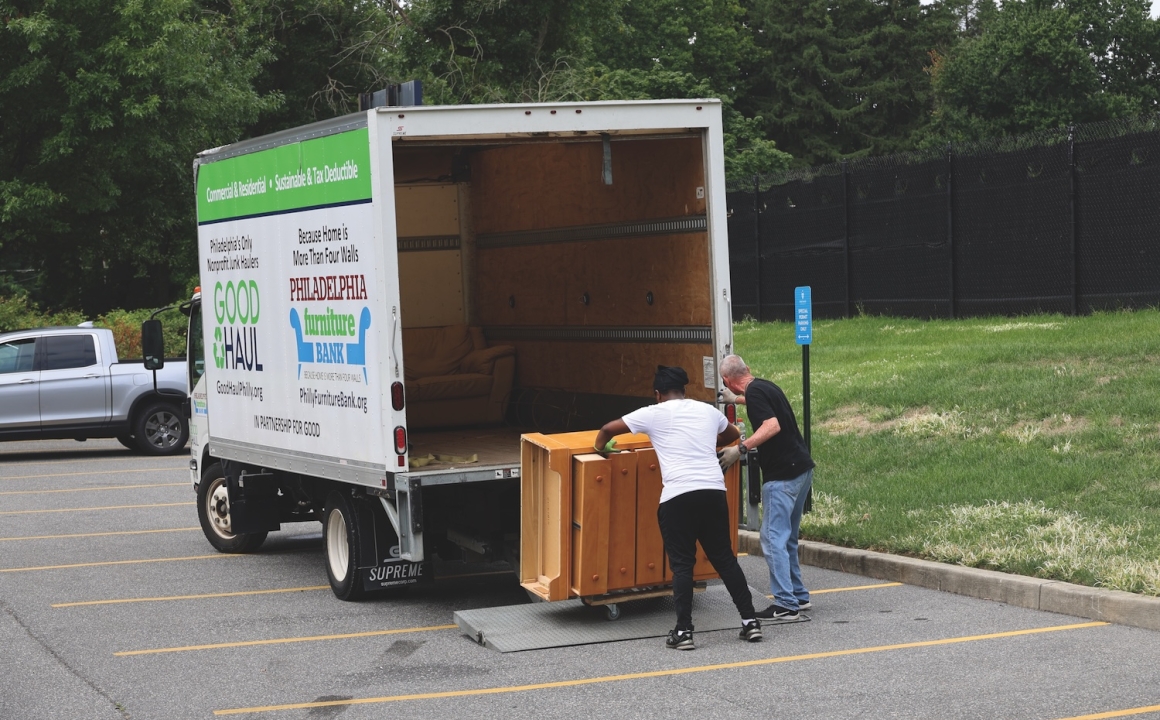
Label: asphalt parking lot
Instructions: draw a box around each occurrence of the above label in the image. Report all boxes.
[3,437,1160,720]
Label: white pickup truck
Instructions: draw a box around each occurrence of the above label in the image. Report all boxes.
[0,324,190,455]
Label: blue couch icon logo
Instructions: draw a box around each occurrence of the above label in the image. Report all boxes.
[289,306,371,382]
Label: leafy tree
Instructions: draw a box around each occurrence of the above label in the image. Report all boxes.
[219,0,400,136]
[392,0,622,104]
[0,0,276,314]
[591,0,753,96]
[743,0,958,165]
[583,0,790,179]
[929,0,1160,141]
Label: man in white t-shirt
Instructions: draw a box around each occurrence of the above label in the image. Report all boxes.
[593,365,761,650]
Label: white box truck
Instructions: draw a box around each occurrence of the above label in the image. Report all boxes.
[171,99,738,600]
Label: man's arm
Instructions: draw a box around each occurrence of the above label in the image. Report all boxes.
[742,416,781,451]
[715,423,740,448]
[594,418,630,453]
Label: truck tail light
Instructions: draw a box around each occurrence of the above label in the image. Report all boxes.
[725,403,737,423]
[394,426,407,454]
[391,382,405,411]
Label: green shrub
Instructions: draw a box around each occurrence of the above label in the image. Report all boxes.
[1,295,187,359]
[93,307,188,360]
[0,294,85,331]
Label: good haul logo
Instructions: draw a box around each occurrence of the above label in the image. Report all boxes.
[212,280,263,372]
[288,273,371,382]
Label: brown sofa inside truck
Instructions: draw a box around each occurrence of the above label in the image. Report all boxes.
[402,324,514,430]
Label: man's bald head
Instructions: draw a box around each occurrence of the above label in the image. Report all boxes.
[720,354,751,382]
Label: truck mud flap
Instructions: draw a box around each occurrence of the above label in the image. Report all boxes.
[361,559,432,591]
[353,495,432,591]
[222,461,281,534]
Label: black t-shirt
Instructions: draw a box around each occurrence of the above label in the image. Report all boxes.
[744,378,815,481]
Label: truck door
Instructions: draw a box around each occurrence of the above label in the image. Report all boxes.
[38,333,110,427]
[0,337,39,430]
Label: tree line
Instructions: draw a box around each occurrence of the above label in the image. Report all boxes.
[3,0,1159,315]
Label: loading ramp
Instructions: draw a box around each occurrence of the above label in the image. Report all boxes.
[454,584,789,652]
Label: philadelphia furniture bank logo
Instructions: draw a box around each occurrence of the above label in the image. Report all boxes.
[288,272,372,382]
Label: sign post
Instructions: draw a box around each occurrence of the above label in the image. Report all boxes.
[795,286,813,512]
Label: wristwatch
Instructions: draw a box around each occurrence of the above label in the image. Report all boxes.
[738,443,749,456]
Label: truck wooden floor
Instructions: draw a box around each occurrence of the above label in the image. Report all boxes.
[408,426,525,471]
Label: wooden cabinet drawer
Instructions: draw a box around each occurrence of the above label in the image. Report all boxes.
[634,448,666,586]
[571,454,611,597]
[606,451,638,591]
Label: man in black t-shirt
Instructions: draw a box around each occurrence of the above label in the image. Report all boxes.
[717,354,815,621]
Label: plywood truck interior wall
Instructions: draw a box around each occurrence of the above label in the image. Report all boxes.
[393,135,713,432]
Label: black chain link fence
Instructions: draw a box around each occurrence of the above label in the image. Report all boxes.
[727,117,1160,320]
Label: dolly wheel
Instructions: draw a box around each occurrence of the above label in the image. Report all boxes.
[605,603,621,621]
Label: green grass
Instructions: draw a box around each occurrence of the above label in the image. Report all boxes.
[733,310,1160,595]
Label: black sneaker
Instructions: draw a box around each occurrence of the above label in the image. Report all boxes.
[755,604,800,622]
[739,619,763,642]
[798,601,812,612]
[666,629,694,650]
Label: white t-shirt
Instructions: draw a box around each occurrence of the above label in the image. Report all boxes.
[622,398,730,504]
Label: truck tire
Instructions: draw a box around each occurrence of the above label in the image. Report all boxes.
[197,462,267,553]
[323,491,366,601]
[133,401,189,456]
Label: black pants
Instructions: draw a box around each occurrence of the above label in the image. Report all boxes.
[657,489,756,631]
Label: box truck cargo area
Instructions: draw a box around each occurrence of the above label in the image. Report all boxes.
[184,101,735,601]
[395,135,717,464]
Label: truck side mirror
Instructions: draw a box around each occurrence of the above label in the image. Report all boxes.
[142,319,165,370]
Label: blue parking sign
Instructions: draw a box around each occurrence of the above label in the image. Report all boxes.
[795,286,812,345]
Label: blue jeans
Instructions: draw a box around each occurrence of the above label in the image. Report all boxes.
[760,469,813,610]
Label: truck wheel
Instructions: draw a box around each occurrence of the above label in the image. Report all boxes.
[133,401,189,456]
[323,491,366,601]
[115,435,136,451]
[197,462,267,553]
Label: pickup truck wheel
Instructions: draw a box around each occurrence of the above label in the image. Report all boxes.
[197,462,267,553]
[133,401,189,456]
[323,491,366,601]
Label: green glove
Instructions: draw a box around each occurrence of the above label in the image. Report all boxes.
[596,438,619,455]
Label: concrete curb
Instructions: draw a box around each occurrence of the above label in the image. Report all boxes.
[738,530,1160,633]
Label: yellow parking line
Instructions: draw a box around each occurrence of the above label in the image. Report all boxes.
[0,482,185,495]
[0,467,184,481]
[55,585,330,608]
[0,502,194,516]
[97,572,895,649]
[766,581,903,600]
[0,553,238,573]
[1,527,199,542]
[117,624,459,656]
[214,621,1109,715]
[0,454,183,466]
[0,455,187,469]
[60,570,510,608]
[813,582,903,594]
[1057,704,1160,719]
